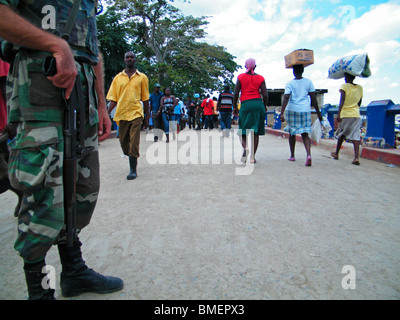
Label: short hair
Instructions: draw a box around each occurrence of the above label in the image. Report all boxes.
[344,73,356,81]
[124,51,136,58]
[293,64,304,74]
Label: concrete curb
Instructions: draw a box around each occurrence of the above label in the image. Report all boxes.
[265,128,400,166]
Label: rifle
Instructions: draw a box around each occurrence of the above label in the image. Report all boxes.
[43,56,93,247]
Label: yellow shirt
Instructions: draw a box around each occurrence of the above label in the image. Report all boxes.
[106,70,150,124]
[340,83,363,118]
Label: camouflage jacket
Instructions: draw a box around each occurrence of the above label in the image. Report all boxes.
[1,0,100,124]
[0,0,99,63]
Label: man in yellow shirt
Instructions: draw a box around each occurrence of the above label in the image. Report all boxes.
[107,52,150,180]
[331,73,363,165]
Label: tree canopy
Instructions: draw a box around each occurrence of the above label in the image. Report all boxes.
[97,5,131,90]
[99,0,239,99]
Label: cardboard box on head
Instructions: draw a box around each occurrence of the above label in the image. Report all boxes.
[285,49,314,69]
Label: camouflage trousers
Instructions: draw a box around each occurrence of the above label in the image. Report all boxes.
[8,120,99,264]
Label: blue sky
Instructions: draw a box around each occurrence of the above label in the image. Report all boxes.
[174,0,400,106]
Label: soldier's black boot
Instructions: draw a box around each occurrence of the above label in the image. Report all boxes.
[127,156,137,180]
[58,240,124,297]
[23,260,56,300]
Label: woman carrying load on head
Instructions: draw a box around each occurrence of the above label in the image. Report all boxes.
[280,64,322,166]
[330,73,363,165]
[233,58,269,164]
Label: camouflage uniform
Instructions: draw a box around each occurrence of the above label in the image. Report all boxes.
[1,0,100,264]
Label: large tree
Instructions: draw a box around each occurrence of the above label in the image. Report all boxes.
[96,5,131,90]
[101,0,239,98]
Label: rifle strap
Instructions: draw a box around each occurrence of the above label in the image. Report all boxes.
[62,0,83,41]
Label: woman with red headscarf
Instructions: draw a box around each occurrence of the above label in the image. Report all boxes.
[233,58,268,164]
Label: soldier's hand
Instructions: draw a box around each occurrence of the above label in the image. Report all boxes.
[47,39,77,99]
[1,123,17,140]
[98,104,112,142]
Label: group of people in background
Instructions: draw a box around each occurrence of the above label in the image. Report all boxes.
[146,84,236,143]
[234,58,363,166]
[105,52,239,180]
[107,53,364,174]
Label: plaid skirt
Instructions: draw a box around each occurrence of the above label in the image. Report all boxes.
[284,110,312,136]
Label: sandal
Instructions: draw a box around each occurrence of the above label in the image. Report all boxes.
[288,157,296,162]
[305,155,312,167]
[330,152,339,160]
[241,148,249,163]
[352,160,360,166]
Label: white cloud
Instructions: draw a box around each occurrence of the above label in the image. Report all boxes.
[364,40,400,68]
[174,0,400,105]
[343,2,400,46]
[175,0,242,16]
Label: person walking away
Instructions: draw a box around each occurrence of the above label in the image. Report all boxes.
[194,94,203,130]
[175,98,184,133]
[330,73,363,165]
[187,97,196,129]
[280,65,322,166]
[149,83,163,142]
[212,97,219,129]
[180,98,188,130]
[217,85,234,137]
[0,57,23,217]
[157,88,177,143]
[233,58,268,164]
[107,52,150,180]
[0,1,123,300]
[201,95,214,130]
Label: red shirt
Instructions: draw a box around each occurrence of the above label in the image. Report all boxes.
[238,73,265,102]
[201,98,214,116]
[0,60,10,132]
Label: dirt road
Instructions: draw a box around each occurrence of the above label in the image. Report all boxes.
[1,128,399,300]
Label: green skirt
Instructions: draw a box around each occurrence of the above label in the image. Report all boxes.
[237,98,265,136]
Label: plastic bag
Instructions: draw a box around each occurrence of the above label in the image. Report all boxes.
[328,53,371,79]
[311,119,322,143]
[321,117,332,135]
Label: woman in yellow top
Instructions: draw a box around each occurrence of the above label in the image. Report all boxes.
[331,73,363,165]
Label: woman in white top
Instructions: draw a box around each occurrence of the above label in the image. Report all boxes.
[280,65,322,166]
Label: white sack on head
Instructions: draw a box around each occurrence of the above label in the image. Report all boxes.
[328,53,371,79]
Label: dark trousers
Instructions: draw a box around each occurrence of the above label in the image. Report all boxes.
[152,115,162,138]
[118,118,142,158]
[205,115,213,129]
[220,111,232,130]
[188,113,195,129]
